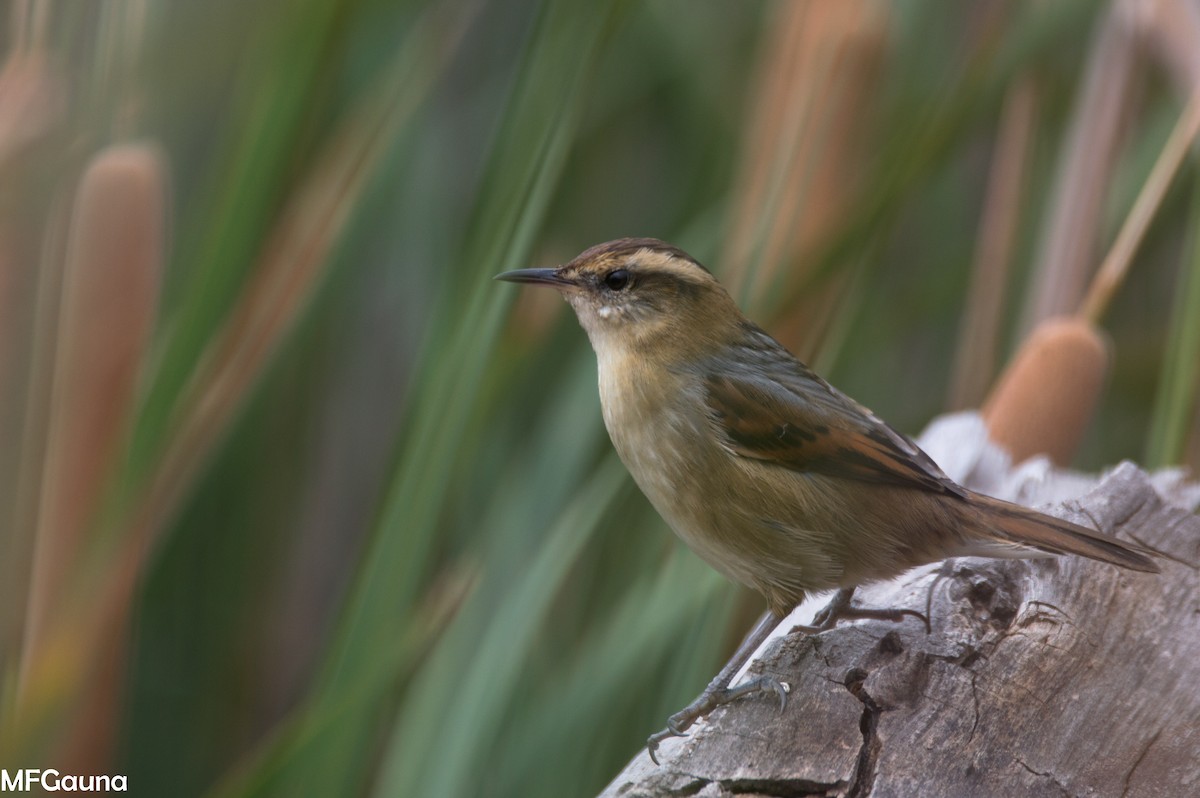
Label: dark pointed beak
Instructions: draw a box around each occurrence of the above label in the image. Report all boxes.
[494,267,574,287]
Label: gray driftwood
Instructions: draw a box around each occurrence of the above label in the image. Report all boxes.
[600,414,1200,798]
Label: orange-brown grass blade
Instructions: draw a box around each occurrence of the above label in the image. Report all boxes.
[2,184,73,679]
[720,0,887,358]
[1080,94,1200,324]
[948,78,1037,410]
[1021,5,1142,332]
[0,50,67,602]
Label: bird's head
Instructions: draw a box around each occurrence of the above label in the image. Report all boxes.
[497,238,737,357]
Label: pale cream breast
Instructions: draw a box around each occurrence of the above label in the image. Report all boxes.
[596,349,770,587]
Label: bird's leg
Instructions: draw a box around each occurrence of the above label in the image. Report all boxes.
[791,587,930,634]
[646,591,928,764]
[646,610,788,764]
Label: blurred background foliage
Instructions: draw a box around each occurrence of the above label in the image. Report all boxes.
[0,0,1198,796]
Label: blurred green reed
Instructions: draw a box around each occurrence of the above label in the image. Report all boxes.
[1,1,1198,797]
[1148,181,1200,467]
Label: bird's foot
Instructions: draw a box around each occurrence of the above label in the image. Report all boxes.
[646,675,789,764]
[791,587,930,635]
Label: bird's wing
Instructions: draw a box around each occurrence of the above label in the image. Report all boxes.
[701,331,966,499]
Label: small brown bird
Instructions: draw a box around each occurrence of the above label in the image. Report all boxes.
[497,237,1157,762]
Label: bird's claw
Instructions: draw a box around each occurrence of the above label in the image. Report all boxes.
[646,727,683,765]
[645,676,790,765]
[769,679,790,711]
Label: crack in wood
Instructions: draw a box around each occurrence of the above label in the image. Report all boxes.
[662,776,709,797]
[1014,756,1072,797]
[843,668,882,798]
[1019,600,1073,628]
[966,671,980,745]
[1120,726,1163,798]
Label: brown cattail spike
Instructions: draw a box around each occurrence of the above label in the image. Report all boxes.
[982,317,1110,466]
[20,143,165,770]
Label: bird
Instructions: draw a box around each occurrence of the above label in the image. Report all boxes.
[495,237,1158,763]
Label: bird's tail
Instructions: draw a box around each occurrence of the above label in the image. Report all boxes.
[966,492,1159,573]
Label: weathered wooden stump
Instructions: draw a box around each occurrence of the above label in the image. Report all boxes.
[601,416,1200,798]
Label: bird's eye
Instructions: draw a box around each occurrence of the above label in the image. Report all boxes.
[603,269,630,291]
